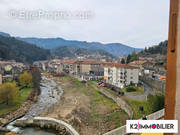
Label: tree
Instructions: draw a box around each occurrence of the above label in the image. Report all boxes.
[29,67,41,94]
[121,58,125,64]
[0,82,18,105]
[126,54,131,64]
[144,47,148,52]
[130,50,138,61]
[18,72,33,88]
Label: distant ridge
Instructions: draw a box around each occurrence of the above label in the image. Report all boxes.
[0,32,143,57]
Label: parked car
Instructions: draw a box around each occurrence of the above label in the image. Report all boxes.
[81,80,87,83]
[101,83,108,87]
[98,81,103,85]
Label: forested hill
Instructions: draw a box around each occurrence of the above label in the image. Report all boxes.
[126,40,168,64]
[139,40,168,56]
[0,36,50,63]
[52,46,114,59]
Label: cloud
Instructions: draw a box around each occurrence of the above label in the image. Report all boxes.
[0,0,170,48]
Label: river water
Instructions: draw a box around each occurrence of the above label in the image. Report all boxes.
[6,75,63,135]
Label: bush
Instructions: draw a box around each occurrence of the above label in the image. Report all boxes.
[126,86,136,92]
[147,94,165,112]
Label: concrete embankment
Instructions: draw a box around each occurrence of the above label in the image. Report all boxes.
[92,84,133,119]
[14,117,79,135]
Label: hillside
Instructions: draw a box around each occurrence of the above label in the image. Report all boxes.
[139,40,168,56]
[138,40,167,63]
[0,36,50,63]
[15,36,142,57]
[52,46,114,59]
[126,40,168,64]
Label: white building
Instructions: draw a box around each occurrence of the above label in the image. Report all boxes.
[103,63,139,88]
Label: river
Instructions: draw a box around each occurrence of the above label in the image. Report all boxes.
[6,75,63,135]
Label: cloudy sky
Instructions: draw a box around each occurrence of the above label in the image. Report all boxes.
[0,0,169,48]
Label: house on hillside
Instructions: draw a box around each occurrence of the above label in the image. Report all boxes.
[129,60,155,75]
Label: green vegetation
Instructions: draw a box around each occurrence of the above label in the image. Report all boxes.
[52,46,114,59]
[0,70,41,117]
[126,86,136,92]
[0,82,18,105]
[126,50,138,64]
[0,35,50,63]
[124,98,150,119]
[147,94,164,112]
[18,72,33,88]
[121,58,125,64]
[124,93,165,119]
[0,88,33,117]
[126,40,167,64]
[58,76,128,128]
[29,67,42,94]
[122,85,144,95]
[141,40,167,56]
[107,110,127,128]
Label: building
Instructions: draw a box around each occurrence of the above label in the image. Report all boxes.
[60,59,104,80]
[62,60,77,74]
[0,74,2,85]
[129,60,155,75]
[103,63,139,88]
[76,60,104,80]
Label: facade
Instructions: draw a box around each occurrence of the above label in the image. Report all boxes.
[77,61,104,80]
[0,74,2,85]
[129,60,155,75]
[104,63,139,88]
[60,60,104,80]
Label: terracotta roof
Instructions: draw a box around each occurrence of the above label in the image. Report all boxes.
[80,60,102,65]
[103,63,139,69]
[62,60,78,64]
[129,60,147,65]
[0,61,13,65]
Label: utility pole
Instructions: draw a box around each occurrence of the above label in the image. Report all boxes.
[165,0,179,135]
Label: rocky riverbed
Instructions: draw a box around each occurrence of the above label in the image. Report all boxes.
[24,75,63,118]
[5,75,63,134]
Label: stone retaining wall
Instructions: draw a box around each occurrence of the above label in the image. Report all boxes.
[14,117,79,135]
[103,109,165,135]
[98,88,133,119]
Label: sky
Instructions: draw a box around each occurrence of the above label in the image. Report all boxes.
[0,0,170,48]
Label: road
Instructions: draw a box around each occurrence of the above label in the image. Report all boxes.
[124,82,154,100]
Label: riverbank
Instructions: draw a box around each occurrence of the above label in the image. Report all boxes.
[41,75,129,135]
[0,89,37,127]
[3,75,64,135]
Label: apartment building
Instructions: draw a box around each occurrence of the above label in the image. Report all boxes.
[79,60,104,80]
[104,63,139,88]
[62,60,78,74]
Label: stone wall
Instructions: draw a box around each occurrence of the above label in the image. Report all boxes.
[98,88,133,119]
[103,109,165,135]
[14,117,79,135]
[140,76,166,92]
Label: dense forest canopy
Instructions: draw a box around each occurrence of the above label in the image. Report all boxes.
[139,40,168,56]
[0,36,50,63]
